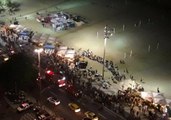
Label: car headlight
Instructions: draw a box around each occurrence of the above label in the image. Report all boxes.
[55,101,60,105]
[75,108,81,112]
[93,118,98,120]
[62,77,66,80]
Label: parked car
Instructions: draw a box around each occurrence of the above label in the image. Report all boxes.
[17,102,33,112]
[5,90,26,104]
[47,97,60,105]
[68,103,81,112]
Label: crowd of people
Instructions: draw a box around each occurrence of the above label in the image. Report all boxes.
[70,49,167,120]
[82,49,127,82]
[40,45,171,120]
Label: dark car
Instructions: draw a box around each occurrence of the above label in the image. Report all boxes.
[17,102,33,112]
[33,105,41,113]
[73,15,88,23]
[5,90,26,104]
[37,111,51,120]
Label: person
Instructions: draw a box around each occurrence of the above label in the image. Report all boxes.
[140,78,143,82]
[157,87,160,93]
[126,68,129,74]
[122,85,124,90]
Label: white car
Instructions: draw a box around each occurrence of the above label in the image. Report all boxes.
[17,102,33,112]
[47,97,60,105]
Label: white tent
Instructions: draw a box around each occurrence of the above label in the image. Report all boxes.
[152,92,164,98]
[65,49,75,61]
[32,33,42,43]
[9,24,18,29]
[39,33,49,46]
[153,97,166,105]
[141,91,153,102]
[152,92,166,105]
[14,25,24,32]
[166,99,171,107]
[140,91,167,105]
[57,46,67,57]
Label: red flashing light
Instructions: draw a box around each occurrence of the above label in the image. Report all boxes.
[46,70,54,75]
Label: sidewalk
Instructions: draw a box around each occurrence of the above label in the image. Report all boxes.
[83,57,150,120]
[84,57,134,95]
[80,94,126,120]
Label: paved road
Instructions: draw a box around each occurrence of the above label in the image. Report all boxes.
[41,86,84,120]
[39,83,125,120]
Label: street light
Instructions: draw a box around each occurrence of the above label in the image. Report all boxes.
[34,48,43,104]
[102,25,113,79]
[34,48,43,77]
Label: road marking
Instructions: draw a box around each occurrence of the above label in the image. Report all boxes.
[50,91,58,97]
[103,107,126,120]
[98,113,107,119]
[59,88,65,93]
[81,102,85,106]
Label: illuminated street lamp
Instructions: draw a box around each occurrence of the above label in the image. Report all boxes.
[102,25,113,79]
[34,48,43,104]
[34,48,43,77]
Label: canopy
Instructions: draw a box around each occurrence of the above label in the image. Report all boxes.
[166,99,171,107]
[32,33,42,43]
[19,31,31,36]
[9,24,18,28]
[152,92,166,105]
[44,44,55,49]
[141,92,167,105]
[141,91,153,102]
[57,47,67,56]
[153,97,166,105]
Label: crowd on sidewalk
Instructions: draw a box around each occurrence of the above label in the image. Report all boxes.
[73,49,170,120]
[40,47,168,120]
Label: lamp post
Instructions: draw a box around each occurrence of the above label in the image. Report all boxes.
[102,25,113,79]
[34,48,43,104]
[34,48,43,77]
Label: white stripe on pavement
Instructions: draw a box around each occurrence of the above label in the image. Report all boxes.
[98,113,107,119]
[104,107,126,120]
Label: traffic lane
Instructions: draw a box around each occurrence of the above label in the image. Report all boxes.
[43,88,84,120]
[42,87,85,120]
[41,79,124,120]
[47,86,118,120]
[79,96,125,120]
[1,97,23,120]
[49,87,121,120]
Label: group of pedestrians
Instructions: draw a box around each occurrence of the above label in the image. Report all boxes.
[82,49,127,82]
